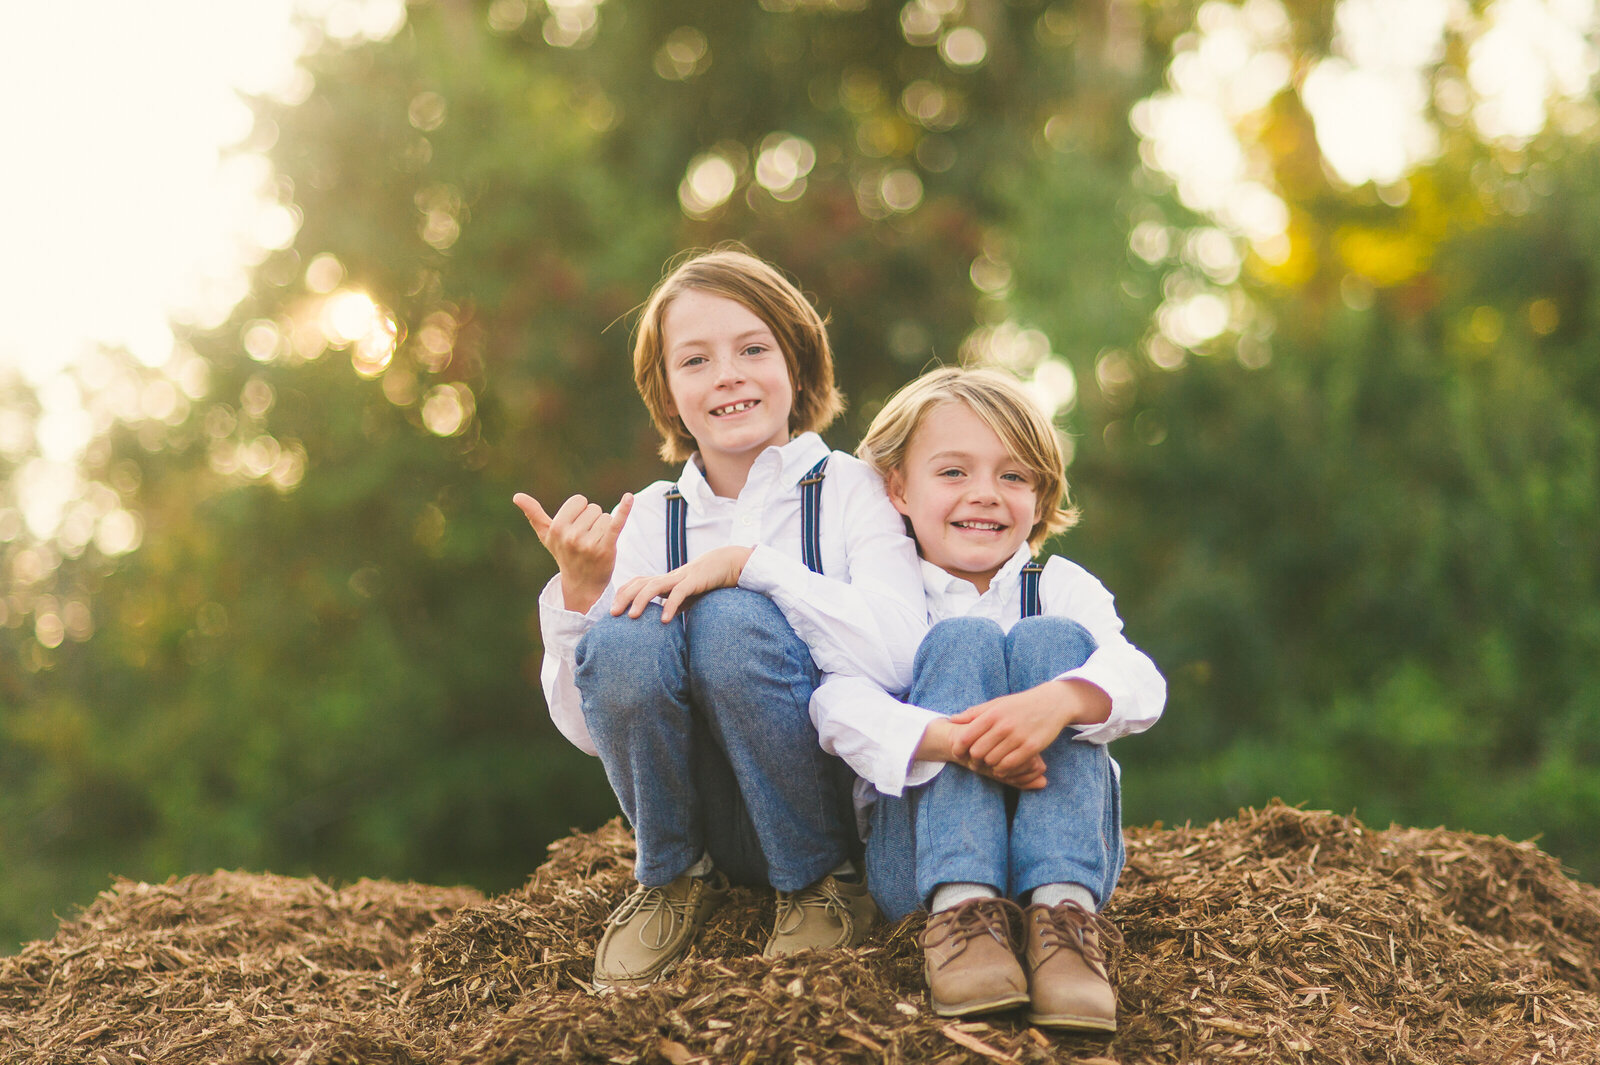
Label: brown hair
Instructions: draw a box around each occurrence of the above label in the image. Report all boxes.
[632,246,845,463]
[857,366,1079,551]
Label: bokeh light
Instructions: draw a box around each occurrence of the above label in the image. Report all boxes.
[421,382,475,437]
[679,153,740,217]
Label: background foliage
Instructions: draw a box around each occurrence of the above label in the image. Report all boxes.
[4,0,1599,951]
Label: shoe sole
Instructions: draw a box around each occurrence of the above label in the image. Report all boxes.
[1026,1010,1117,1032]
[930,989,1031,1017]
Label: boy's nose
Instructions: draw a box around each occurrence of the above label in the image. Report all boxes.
[712,354,745,385]
[966,477,1001,502]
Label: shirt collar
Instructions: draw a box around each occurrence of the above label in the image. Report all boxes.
[919,543,1035,598]
[674,432,830,512]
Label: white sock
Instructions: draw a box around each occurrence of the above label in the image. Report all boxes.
[931,882,1000,913]
[1031,882,1096,911]
[683,851,714,879]
[830,859,860,882]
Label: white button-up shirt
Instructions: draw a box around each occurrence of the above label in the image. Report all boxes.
[810,544,1167,798]
[539,432,926,755]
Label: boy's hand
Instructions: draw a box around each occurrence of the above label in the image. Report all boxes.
[612,545,754,622]
[916,718,1048,790]
[513,492,633,614]
[948,679,1110,774]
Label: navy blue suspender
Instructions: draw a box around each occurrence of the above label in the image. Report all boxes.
[1020,560,1044,618]
[664,487,690,571]
[797,457,827,574]
[663,456,829,574]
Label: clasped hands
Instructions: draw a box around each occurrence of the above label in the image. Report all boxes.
[513,491,750,619]
[921,679,1110,791]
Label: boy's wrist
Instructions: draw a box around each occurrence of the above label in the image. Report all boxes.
[560,573,606,614]
[1053,677,1111,727]
[915,718,956,763]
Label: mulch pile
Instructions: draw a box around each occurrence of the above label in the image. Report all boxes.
[4,802,1599,1063]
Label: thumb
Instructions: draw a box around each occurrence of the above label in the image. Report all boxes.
[512,493,553,537]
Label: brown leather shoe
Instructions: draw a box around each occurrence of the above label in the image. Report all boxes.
[592,872,727,988]
[763,875,879,957]
[1023,901,1122,1031]
[920,898,1029,1017]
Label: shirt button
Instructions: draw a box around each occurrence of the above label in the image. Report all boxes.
[741,516,753,526]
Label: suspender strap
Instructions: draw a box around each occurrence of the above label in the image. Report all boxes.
[661,454,830,574]
[664,486,688,571]
[1020,560,1044,619]
[798,456,829,575]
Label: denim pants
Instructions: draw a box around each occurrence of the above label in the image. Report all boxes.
[574,587,857,891]
[865,615,1124,921]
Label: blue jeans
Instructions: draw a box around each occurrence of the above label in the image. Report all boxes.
[574,587,856,891]
[866,616,1124,921]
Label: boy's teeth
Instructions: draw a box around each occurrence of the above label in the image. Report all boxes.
[956,521,1002,530]
[713,401,755,415]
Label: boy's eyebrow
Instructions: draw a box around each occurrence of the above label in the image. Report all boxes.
[668,326,777,352]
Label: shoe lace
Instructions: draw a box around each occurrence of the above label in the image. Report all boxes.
[1029,902,1123,967]
[606,882,699,951]
[772,877,850,936]
[924,898,1023,965]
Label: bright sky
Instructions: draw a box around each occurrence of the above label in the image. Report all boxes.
[0,1,313,383]
[0,0,406,564]
[1129,0,1599,360]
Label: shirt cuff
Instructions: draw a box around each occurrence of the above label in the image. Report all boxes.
[736,543,799,595]
[870,703,946,796]
[1054,664,1127,745]
[538,574,607,640]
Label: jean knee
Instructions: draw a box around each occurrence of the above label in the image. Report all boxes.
[914,616,1005,673]
[575,608,685,728]
[1006,616,1096,673]
[684,588,809,686]
[685,587,785,637]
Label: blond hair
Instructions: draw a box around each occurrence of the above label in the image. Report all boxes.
[858,366,1079,551]
[632,246,845,463]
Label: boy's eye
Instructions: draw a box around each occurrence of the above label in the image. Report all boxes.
[680,354,708,368]
[1001,472,1030,484]
[742,344,767,357]
[936,468,964,479]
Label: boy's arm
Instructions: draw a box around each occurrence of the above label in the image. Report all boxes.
[740,457,926,692]
[811,674,943,796]
[1040,557,1167,745]
[529,486,668,754]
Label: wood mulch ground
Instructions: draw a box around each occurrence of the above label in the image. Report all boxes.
[4,801,1599,1063]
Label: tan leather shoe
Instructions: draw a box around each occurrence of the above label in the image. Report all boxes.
[763,875,879,957]
[1023,901,1121,1031]
[592,871,727,988]
[920,898,1029,1016]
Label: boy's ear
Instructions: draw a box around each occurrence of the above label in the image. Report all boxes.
[885,469,912,517]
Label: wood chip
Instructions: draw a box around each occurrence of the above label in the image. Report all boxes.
[4,806,1599,1065]
[939,1024,1017,1061]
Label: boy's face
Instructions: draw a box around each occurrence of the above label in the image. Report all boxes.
[886,400,1040,594]
[661,288,795,481]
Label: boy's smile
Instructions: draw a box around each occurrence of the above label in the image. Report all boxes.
[887,399,1040,593]
[662,288,796,497]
